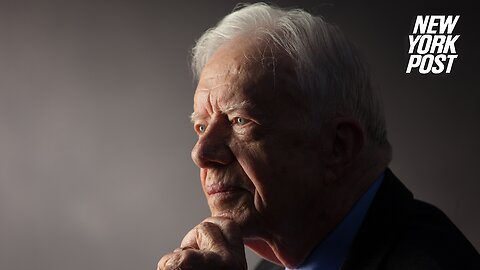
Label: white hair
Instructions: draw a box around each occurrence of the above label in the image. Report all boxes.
[191,2,389,147]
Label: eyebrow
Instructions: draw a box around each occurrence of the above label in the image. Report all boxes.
[190,100,254,123]
[223,100,253,114]
[189,112,199,124]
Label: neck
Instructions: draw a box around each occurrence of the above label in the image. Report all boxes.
[246,161,388,268]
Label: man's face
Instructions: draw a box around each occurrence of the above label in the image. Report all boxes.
[191,39,327,237]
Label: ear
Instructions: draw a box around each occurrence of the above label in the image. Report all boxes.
[325,117,365,179]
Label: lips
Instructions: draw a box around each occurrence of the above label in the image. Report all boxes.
[205,183,245,195]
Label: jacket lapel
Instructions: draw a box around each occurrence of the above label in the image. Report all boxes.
[340,168,413,270]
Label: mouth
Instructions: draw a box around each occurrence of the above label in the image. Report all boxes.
[204,180,252,214]
[205,183,246,196]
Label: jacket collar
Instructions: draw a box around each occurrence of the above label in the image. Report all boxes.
[340,168,413,270]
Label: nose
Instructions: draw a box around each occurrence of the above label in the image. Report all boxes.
[191,120,234,168]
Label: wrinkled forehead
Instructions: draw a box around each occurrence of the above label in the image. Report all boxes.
[194,37,296,110]
[200,38,278,84]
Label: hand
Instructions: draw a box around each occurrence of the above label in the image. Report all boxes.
[157,217,247,270]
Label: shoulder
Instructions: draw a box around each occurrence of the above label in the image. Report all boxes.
[384,199,480,269]
[343,169,480,270]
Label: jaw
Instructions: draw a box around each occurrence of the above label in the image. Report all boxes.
[207,190,260,233]
[243,229,317,269]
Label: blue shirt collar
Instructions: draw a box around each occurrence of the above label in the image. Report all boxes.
[286,172,385,270]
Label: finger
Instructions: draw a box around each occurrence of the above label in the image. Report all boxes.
[173,246,196,253]
[180,222,228,252]
[194,221,228,253]
[157,252,175,270]
[203,216,244,247]
[158,249,204,270]
[180,227,200,250]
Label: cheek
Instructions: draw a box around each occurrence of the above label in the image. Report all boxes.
[231,140,276,197]
[244,138,313,197]
[200,169,208,194]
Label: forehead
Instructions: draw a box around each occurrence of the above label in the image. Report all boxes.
[194,38,294,114]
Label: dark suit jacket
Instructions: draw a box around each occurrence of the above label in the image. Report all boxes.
[255,169,480,270]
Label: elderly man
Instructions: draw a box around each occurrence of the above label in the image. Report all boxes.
[158,3,479,270]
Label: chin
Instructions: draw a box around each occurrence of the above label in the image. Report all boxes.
[210,206,263,238]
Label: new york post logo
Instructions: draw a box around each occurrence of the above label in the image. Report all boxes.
[406,15,460,74]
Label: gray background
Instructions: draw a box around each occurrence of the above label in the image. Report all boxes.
[0,0,478,270]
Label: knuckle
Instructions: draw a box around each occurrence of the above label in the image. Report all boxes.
[196,222,218,238]
[164,253,182,270]
[181,249,198,264]
[204,217,238,232]
[199,221,216,230]
[172,250,200,269]
[158,253,173,270]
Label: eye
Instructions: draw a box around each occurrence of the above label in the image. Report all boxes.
[232,117,249,126]
[196,124,207,134]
